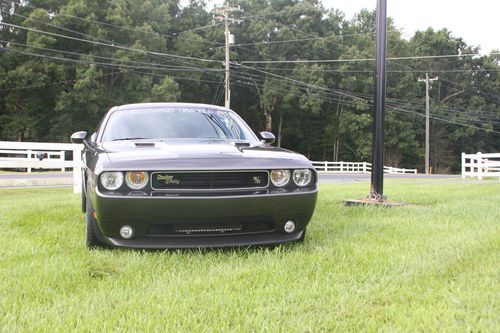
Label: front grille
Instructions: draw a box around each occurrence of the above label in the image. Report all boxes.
[151,171,269,190]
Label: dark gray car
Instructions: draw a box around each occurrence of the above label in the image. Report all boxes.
[71,103,318,249]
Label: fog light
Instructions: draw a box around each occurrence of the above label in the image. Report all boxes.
[120,225,134,239]
[284,220,296,233]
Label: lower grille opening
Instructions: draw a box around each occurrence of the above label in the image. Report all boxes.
[148,219,273,236]
[151,189,268,197]
[175,224,243,234]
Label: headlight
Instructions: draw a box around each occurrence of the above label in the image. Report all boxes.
[100,172,124,190]
[125,171,149,190]
[293,169,313,186]
[270,169,290,187]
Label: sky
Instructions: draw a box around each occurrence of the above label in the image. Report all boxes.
[198,0,499,54]
[322,0,499,54]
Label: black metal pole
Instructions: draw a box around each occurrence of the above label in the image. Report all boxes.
[370,0,387,200]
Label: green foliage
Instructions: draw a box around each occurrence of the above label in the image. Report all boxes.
[150,76,180,102]
[0,0,498,172]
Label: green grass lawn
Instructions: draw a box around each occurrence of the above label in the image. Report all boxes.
[1,181,499,332]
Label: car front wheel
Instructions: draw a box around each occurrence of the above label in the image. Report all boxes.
[86,199,106,249]
[298,228,307,242]
[81,179,86,213]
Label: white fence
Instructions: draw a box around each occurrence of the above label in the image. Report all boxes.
[0,141,83,193]
[311,161,417,174]
[1,142,424,193]
[462,152,500,180]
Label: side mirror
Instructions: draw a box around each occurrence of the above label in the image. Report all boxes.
[70,131,88,144]
[259,131,275,144]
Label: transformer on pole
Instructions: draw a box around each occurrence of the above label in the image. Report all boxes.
[214,4,242,109]
[418,73,439,174]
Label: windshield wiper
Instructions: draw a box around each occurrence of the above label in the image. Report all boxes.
[111,137,152,141]
[204,113,230,138]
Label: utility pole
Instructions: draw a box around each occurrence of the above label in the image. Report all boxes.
[214,5,242,109]
[418,73,438,174]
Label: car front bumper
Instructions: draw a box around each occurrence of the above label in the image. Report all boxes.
[91,188,317,249]
[102,230,305,249]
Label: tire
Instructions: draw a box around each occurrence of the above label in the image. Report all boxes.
[81,179,86,213]
[86,199,106,249]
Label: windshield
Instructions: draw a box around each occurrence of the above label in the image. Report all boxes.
[100,107,259,143]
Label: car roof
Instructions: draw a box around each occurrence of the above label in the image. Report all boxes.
[111,102,233,112]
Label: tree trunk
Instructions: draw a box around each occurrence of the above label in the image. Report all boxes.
[332,102,344,162]
[264,107,272,132]
[277,113,283,147]
[334,138,339,162]
[263,96,278,132]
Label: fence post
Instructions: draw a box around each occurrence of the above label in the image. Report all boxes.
[477,152,482,181]
[340,161,344,172]
[60,150,65,172]
[323,161,328,172]
[461,152,465,179]
[27,149,32,173]
[72,146,83,193]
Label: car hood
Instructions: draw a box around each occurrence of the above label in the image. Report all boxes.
[94,140,313,173]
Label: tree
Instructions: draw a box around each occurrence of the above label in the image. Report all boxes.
[0,0,498,173]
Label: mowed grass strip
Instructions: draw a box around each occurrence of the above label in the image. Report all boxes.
[0,181,498,332]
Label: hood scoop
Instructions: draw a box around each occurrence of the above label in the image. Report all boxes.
[233,141,251,152]
[135,142,156,147]
[234,142,250,147]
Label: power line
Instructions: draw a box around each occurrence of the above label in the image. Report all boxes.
[236,63,367,102]
[0,69,133,92]
[239,6,322,20]
[224,31,382,48]
[0,40,222,73]
[2,21,497,134]
[231,64,500,134]
[230,66,366,107]
[9,8,229,74]
[16,11,498,106]
[20,3,225,46]
[230,74,364,109]
[0,47,217,75]
[0,48,224,84]
[236,63,499,124]
[389,106,500,134]
[18,2,499,101]
[0,22,221,63]
[432,108,500,120]
[248,67,500,73]
[239,52,500,64]
[387,59,500,104]
[236,17,500,108]
[231,75,500,135]
[177,23,223,33]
